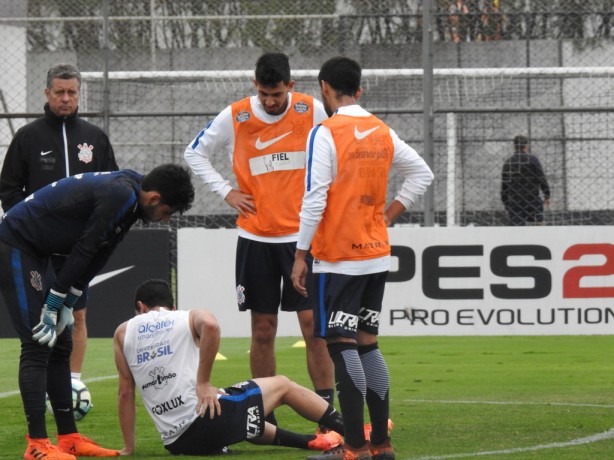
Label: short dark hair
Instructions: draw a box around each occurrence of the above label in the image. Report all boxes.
[514,135,528,152]
[47,63,81,89]
[255,52,291,87]
[141,164,194,214]
[318,56,361,97]
[134,279,174,311]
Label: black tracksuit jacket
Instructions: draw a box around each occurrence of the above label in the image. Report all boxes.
[0,103,118,212]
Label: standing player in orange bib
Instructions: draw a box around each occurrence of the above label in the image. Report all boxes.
[292,56,434,460]
[184,53,334,426]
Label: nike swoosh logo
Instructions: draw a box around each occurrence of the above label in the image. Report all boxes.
[354,126,379,140]
[255,131,292,150]
[90,266,134,287]
[40,150,52,156]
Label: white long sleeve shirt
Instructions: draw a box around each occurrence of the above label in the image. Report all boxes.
[184,93,328,243]
[297,104,434,275]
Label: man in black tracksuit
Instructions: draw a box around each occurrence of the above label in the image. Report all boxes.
[0,63,118,383]
[0,165,194,459]
[0,64,118,209]
[501,135,551,226]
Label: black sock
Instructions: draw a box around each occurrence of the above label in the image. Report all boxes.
[273,427,315,449]
[317,404,344,435]
[316,388,335,407]
[328,342,366,448]
[315,389,336,431]
[359,342,390,445]
[47,340,77,435]
[24,411,47,439]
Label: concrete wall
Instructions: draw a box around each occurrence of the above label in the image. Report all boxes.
[19,39,614,218]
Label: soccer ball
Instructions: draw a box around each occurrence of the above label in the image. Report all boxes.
[46,378,93,421]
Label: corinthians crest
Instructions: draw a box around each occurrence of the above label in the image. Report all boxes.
[30,271,42,291]
[77,143,94,163]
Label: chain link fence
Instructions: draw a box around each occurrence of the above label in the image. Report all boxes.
[1,0,614,234]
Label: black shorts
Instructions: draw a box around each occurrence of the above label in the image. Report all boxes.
[165,380,265,455]
[235,237,311,313]
[311,271,388,339]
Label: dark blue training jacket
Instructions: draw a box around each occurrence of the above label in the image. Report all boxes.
[0,170,143,293]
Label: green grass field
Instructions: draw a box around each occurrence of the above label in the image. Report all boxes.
[2,335,614,459]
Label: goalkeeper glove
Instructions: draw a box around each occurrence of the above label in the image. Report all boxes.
[32,289,66,347]
[55,287,82,336]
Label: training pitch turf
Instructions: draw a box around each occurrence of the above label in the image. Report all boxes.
[1,335,614,459]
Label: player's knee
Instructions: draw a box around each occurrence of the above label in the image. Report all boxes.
[252,326,276,343]
[297,310,314,326]
[273,375,294,391]
[305,336,328,352]
[251,319,277,342]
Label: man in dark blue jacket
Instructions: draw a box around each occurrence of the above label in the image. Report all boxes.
[0,164,194,459]
[0,63,119,382]
[501,135,551,226]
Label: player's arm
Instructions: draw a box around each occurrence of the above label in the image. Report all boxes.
[184,108,255,216]
[292,125,335,296]
[113,322,137,455]
[292,248,310,298]
[73,246,116,290]
[298,125,335,236]
[189,309,224,419]
[53,183,136,293]
[185,107,249,192]
[384,200,408,227]
[387,128,434,224]
[223,189,256,217]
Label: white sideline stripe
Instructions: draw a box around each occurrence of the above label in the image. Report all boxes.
[405,398,614,409]
[81,375,118,384]
[1,386,612,458]
[401,398,614,460]
[0,374,117,399]
[406,428,614,460]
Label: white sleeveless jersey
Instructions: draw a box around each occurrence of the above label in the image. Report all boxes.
[123,309,200,444]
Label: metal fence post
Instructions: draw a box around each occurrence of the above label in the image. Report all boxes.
[422,0,435,227]
[102,0,110,135]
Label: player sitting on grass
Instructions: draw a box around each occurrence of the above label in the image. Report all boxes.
[113,279,345,456]
[0,164,195,460]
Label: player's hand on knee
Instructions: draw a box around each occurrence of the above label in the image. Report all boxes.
[32,289,66,347]
[196,382,223,418]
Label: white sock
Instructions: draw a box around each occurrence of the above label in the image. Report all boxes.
[71,372,82,381]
